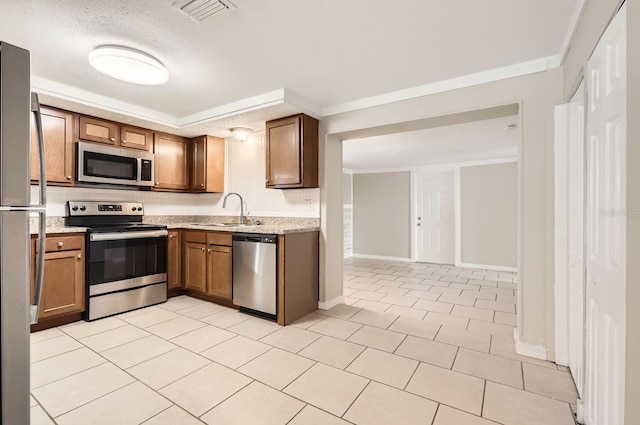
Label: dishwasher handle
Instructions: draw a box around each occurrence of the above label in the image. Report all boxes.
[233,233,277,244]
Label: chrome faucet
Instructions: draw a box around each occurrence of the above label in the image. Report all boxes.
[222,192,245,224]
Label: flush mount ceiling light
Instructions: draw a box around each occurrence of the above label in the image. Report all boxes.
[230,127,253,141]
[89,46,169,85]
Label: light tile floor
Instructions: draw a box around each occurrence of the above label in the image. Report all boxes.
[30,258,578,425]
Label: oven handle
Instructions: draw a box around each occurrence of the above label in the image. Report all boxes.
[90,229,168,241]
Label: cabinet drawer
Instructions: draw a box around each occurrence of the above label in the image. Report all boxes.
[207,232,232,246]
[37,235,84,253]
[184,231,207,244]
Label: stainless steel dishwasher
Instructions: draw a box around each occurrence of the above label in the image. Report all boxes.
[232,233,277,319]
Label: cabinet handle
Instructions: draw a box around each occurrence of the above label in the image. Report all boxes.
[122,140,127,144]
[169,235,176,239]
[201,247,205,252]
[77,253,82,259]
[200,184,204,187]
[110,137,116,142]
[57,241,64,247]
[207,249,212,253]
[66,175,72,180]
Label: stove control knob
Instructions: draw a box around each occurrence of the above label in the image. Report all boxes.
[71,205,79,211]
[80,205,86,211]
[132,207,137,212]
[137,207,143,212]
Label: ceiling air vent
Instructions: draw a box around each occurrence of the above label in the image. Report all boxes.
[178,0,235,22]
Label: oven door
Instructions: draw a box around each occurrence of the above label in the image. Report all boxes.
[88,229,168,295]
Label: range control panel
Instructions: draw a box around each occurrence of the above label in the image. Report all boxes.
[66,201,144,216]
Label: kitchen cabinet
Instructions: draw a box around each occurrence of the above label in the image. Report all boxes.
[79,115,152,151]
[266,113,318,189]
[277,231,319,325]
[167,230,182,292]
[183,232,207,293]
[30,106,77,185]
[182,231,232,301]
[153,133,190,191]
[30,234,85,325]
[191,135,225,193]
[206,233,232,299]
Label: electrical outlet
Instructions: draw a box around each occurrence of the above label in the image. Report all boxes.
[305,199,314,210]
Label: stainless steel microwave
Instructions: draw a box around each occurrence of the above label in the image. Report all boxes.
[77,141,154,187]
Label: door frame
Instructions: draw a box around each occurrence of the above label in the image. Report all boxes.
[411,169,456,264]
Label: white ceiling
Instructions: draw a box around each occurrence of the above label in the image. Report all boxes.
[0,0,576,137]
[343,115,520,171]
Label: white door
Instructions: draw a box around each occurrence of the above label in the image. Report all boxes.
[414,171,455,264]
[585,4,626,425]
[567,81,585,398]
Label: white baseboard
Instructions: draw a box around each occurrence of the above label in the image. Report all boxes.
[514,329,548,360]
[318,295,345,310]
[344,252,353,259]
[458,262,518,273]
[351,253,411,262]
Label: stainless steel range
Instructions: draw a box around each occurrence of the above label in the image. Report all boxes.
[66,201,168,321]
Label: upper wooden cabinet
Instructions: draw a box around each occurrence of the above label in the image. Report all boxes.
[79,115,152,151]
[153,133,189,191]
[266,113,318,189]
[191,135,225,193]
[30,106,77,185]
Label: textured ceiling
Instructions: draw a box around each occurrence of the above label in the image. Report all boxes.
[343,115,520,171]
[0,0,576,137]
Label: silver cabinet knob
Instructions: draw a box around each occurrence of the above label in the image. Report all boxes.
[110,137,116,142]
[77,253,82,259]
[207,249,212,253]
[201,247,205,252]
[66,175,72,180]
[169,235,176,239]
[155,182,159,185]
[57,241,64,247]
[200,184,204,187]
[122,140,127,144]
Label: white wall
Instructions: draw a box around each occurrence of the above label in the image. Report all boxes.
[460,162,518,268]
[35,133,320,218]
[352,171,411,259]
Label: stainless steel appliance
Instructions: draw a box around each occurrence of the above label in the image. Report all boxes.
[77,141,154,187]
[232,233,277,319]
[65,201,167,320]
[0,41,47,424]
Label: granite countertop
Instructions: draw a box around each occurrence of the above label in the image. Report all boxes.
[31,216,319,235]
[168,222,320,235]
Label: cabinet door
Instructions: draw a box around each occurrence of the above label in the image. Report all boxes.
[30,107,76,185]
[121,125,153,151]
[79,115,119,145]
[191,136,206,191]
[167,231,182,290]
[183,242,207,293]
[266,115,301,187]
[207,245,232,299]
[153,133,189,191]
[39,249,85,319]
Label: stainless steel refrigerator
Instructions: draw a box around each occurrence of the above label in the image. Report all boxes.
[0,41,47,424]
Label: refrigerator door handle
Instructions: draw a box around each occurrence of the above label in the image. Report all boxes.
[30,92,47,324]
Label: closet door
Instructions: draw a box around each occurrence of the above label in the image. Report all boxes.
[584,4,627,425]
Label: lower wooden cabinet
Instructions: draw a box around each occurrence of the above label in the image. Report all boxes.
[31,234,85,321]
[167,230,182,290]
[182,231,232,300]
